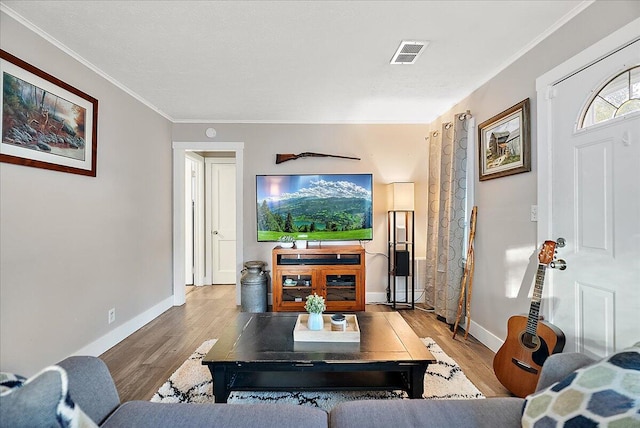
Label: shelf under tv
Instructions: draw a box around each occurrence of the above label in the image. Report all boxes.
[276,249,362,266]
[279,258,359,266]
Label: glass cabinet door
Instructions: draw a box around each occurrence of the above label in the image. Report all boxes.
[280,273,313,303]
[323,272,358,303]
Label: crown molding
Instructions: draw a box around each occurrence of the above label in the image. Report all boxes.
[1,3,175,122]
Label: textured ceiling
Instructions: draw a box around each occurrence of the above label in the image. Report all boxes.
[1,1,590,123]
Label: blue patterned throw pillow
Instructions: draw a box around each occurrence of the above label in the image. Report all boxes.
[0,366,98,428]
[522,343,640,427]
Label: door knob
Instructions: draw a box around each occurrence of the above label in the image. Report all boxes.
[212,230,219,235]
[549,259,567,270]
[556,237,566,248]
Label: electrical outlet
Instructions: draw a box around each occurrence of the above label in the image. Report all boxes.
[108,308,115,324]
[530,205,538,222]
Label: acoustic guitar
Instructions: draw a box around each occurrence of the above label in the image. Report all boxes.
[493,240,566,398]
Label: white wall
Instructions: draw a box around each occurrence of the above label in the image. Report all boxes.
[428,0,640,350]
[172,123,429,301]
[0,12,173,375]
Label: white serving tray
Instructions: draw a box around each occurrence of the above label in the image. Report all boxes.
[293,314,360,342]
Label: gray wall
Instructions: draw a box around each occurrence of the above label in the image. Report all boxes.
[428,0,640,348]
[172,123,429,299]
[0,12,173,374]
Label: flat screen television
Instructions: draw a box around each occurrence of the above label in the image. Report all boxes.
[256,173,373,242]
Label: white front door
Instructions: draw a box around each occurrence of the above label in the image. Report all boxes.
[548,41,639,358]
[206,158,237,284]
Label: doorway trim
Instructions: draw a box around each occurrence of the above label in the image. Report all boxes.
[185,152,205,286]
[172,141,244,306]
[535,17,640,320]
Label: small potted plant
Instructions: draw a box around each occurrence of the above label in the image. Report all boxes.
[278,235,295,248]
[304,293,326,330]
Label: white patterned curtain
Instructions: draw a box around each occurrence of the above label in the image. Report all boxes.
[425,113,471,324]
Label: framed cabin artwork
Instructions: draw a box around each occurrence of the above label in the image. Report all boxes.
[1,49,98,177]
[478,98,530,181]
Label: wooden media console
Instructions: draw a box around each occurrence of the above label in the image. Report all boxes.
[272,245,365,312]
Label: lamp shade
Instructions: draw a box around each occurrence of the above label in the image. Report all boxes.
[388,182,414,211]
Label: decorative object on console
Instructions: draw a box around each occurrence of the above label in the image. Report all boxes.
[295,234,308,249]
[304,293,326,330]
[387,182,415,309]
[278,235,295,248]
[1,49,98,177]
[478,98,531,181]
[493,239,566,398]
[275,152,360,164]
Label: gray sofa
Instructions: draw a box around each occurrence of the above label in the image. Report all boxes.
[331,352,596,427]
[2,353,596,427]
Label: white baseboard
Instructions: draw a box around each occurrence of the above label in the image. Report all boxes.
[72,296,174,357]
[366,289,425,304]
[366,291,387,303]
[468,320,504,353]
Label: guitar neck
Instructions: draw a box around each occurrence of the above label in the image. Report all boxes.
[526,264,546,335]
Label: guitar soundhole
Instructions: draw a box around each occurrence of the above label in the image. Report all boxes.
[520,332,540,351]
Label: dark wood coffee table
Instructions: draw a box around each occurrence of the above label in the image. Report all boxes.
[202,312,435,403]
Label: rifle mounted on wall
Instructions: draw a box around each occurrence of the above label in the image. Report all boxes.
[276,152,361,164]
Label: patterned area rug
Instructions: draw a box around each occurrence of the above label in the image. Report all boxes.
[151,337,484,411]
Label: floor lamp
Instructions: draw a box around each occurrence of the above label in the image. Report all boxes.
[387,182,415,309]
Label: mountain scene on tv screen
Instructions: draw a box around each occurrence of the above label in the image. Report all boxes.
[257,179,372,241]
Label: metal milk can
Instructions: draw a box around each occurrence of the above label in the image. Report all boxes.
[240,260,269,312]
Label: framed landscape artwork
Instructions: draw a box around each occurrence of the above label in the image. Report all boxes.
[478,98,530,181]
[1,49,98,176]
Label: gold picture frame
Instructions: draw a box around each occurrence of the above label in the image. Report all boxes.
[478,98,530,181]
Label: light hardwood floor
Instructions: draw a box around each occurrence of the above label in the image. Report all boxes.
[100,285,511,403]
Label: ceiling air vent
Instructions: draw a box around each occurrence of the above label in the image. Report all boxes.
[390,40,429,65]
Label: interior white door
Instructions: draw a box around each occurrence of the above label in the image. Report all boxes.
[184,157,196,285]
[207,159,237,284]
[549,41,640,358]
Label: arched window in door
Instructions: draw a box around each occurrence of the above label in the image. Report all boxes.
[579,65,640,129]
